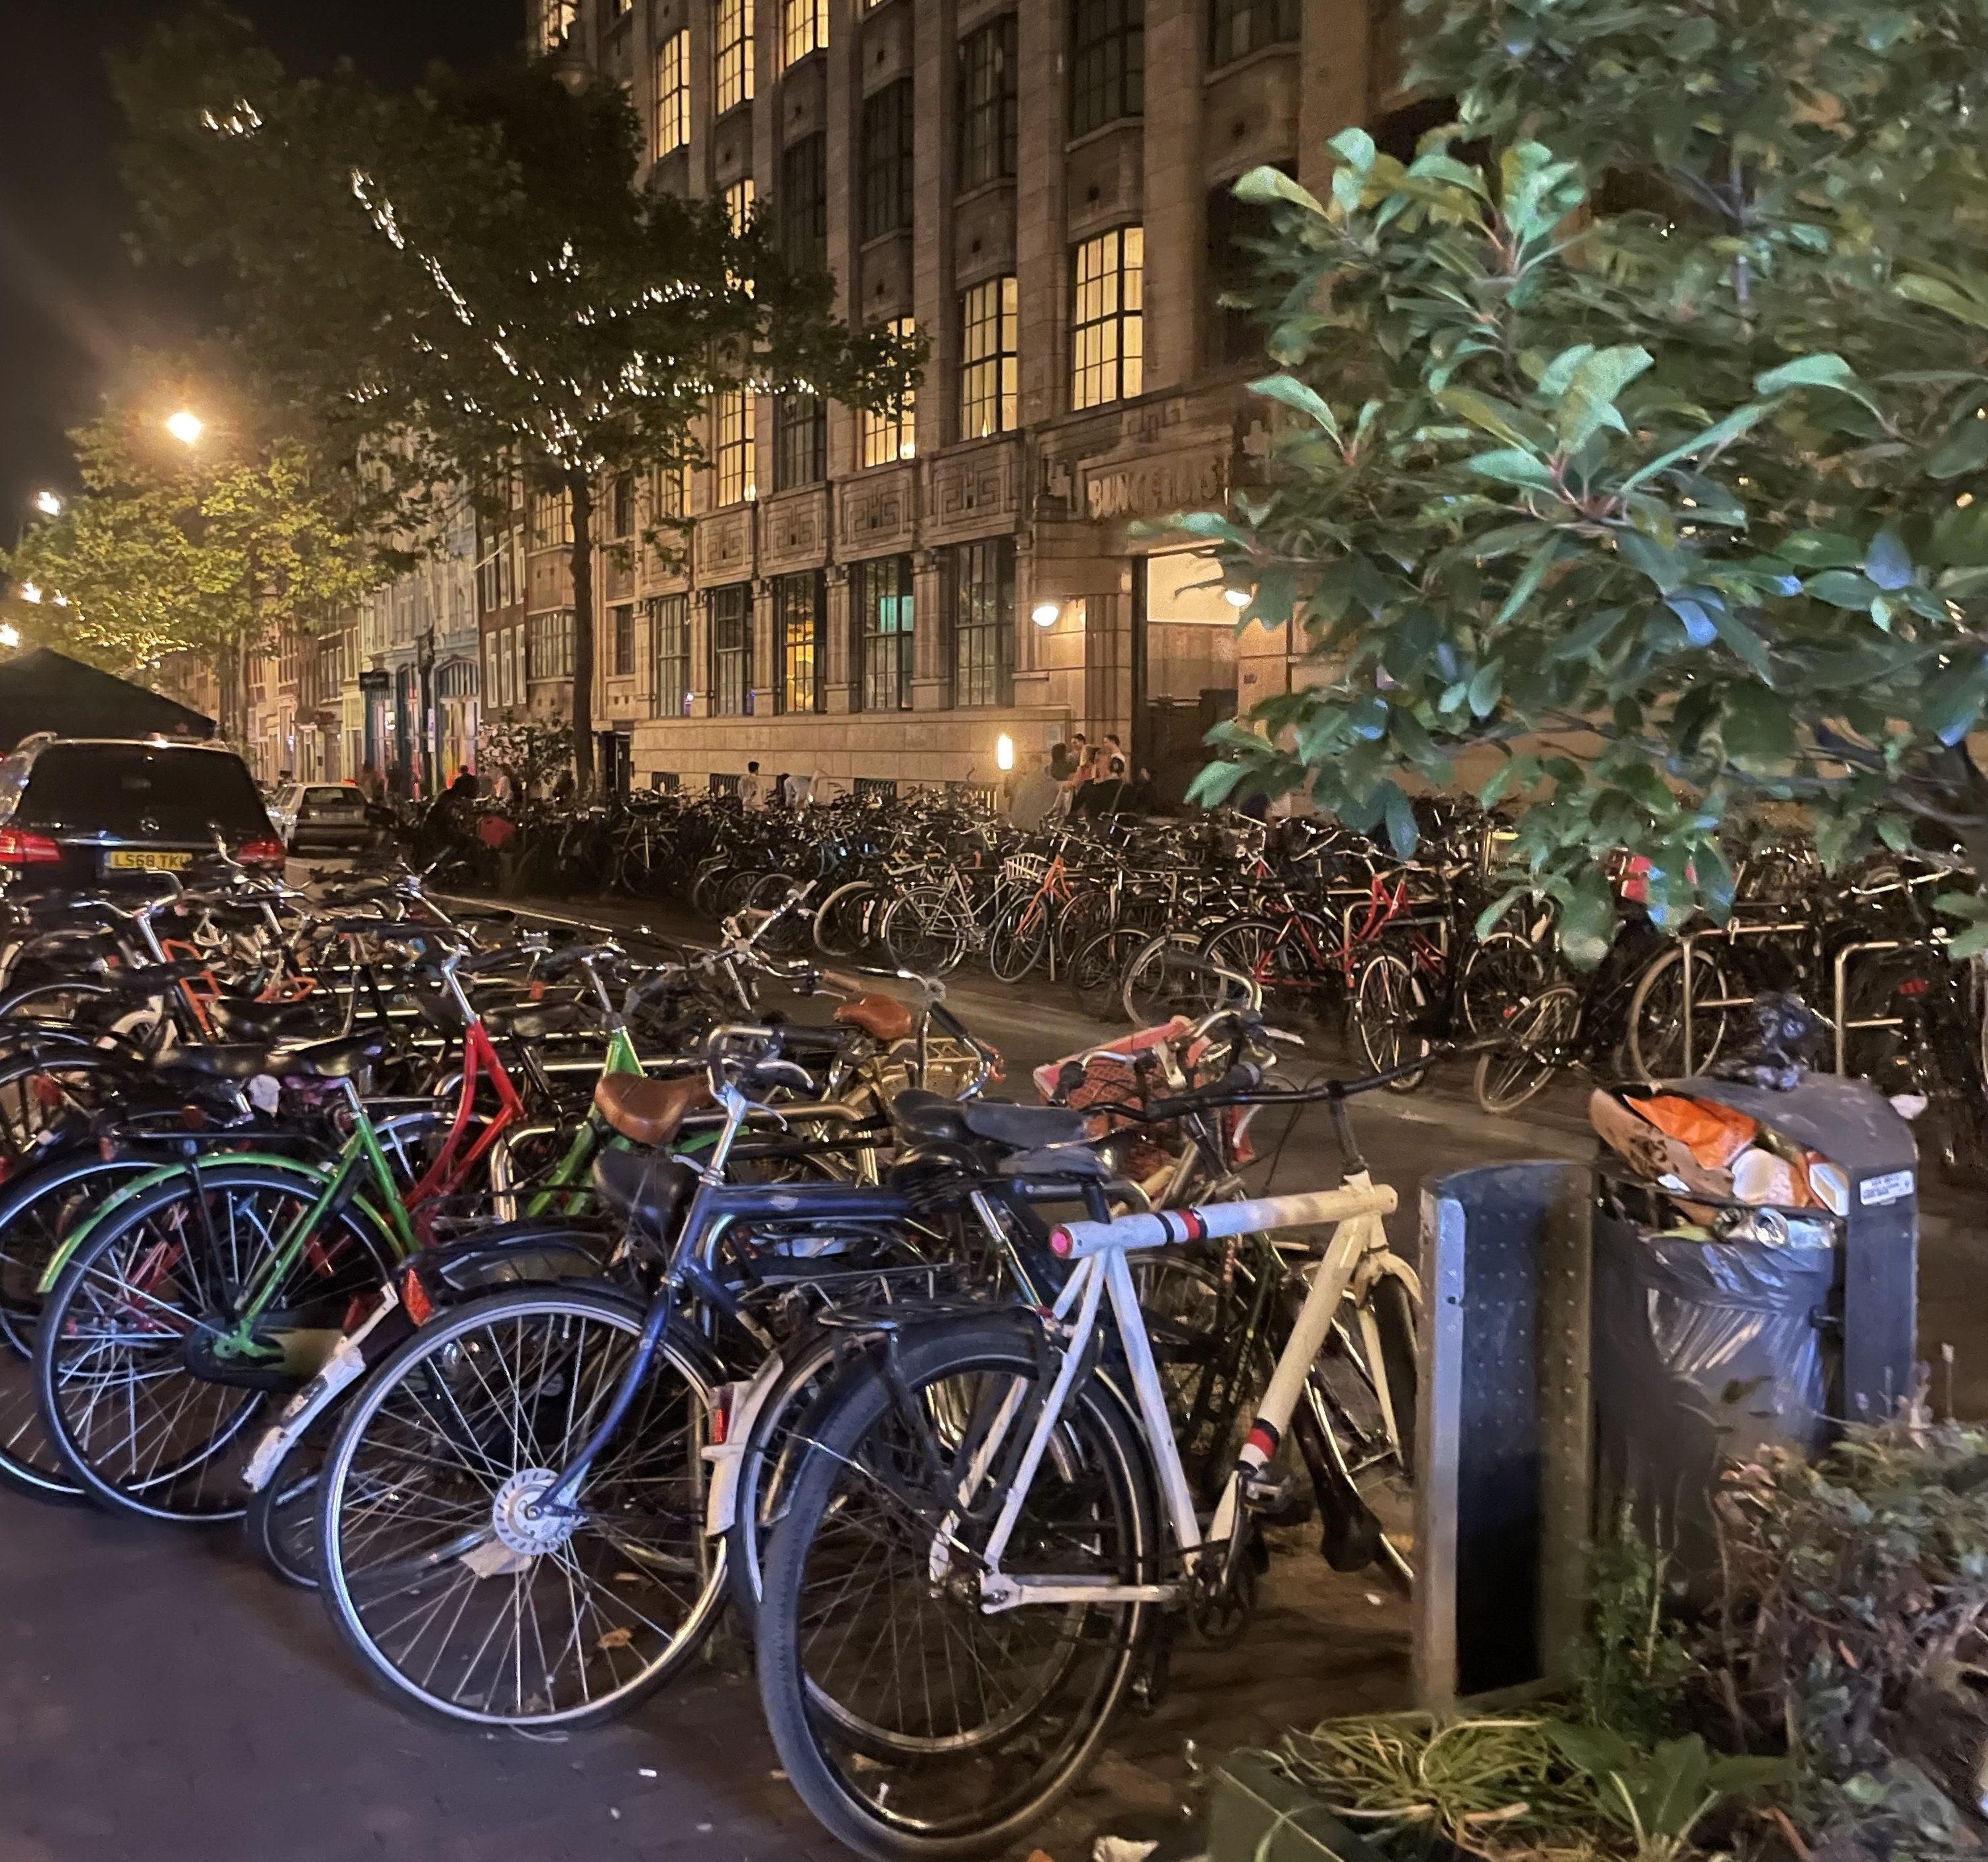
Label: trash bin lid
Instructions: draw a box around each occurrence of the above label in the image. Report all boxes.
[1668,1073,1916,1177]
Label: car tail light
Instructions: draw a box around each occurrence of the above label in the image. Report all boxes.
[0,828,62,865]
[238,839,288,869]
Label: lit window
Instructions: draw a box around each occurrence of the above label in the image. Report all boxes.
[861,317,917,466]
[1070,0,1143,138]
[716,0,755,115]
[527,610,575,681]
[724,176,756,235]
[528,487,573,549]
[1070,227,1143,410]
[957,15,1017,190]
[655,30,690,157]
[654,460,692,520]
[959,276,1019,439]
[855,555,914,712]
[714,390,757,506]
[783,0,828,66]
[774,571,824,714]
[538,0,578,52]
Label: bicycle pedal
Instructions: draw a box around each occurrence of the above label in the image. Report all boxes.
[1238,1462,1299,1517]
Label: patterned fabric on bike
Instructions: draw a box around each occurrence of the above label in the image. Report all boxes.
[593,1072,712,1146]
[833,993,914,1044]
[590,1144,699,1234]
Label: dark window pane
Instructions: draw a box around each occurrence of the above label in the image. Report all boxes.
[779,133,828,267]
[651,593,691,717]
[1207,0,1298,68]
[773,393,827,490]
[957,15,1018,190]
[1070,0,1142,138]
[710,584,753,716]
[861,79,915,239]
[952,537,1013,708]
[854,555,914,712]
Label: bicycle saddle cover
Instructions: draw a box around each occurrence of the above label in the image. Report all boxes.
[156,1042,274,1081]
[891,1088,973,1144]
[484,999,590,1040]
[590,1144,698,1235]
[594,1073,712,1147]
[280,1033,391,1079]
[960,1101,1090,1150]
[210,997,329,1040]
[834,993,914,1044]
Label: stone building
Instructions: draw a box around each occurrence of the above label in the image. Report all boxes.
[528,0,1406,799]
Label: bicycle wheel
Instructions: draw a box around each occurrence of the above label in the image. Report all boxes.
[985,899,1049,983]
[1068,926,1144,1020]
[36,1164,396,1523]
[1201,915,1335,1017]
[1474,983,1580,1113]
[1626,946,1736,1082]
[814,879,884,961]
[881,888,971,976]
[757,1316,1155,1860]
[1456,932,1550,1036]
[244,1416,333,1588]
[1349,950,1432,1091]
[1121,931,1242,1026]
[0,1151,160,1502]
[1298,1271,1417,1586]
[316,1285,727,1728]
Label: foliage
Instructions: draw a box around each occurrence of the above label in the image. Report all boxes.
[477,714,573,796]
[1545,1725,1786,1862]
[1270,1712,1615,1858]
[1708,1408,1988,1837]
[1189,0,1988,957]
[0,360,368,708]
[1576,1516,1698,1744]
[115,4,918,787]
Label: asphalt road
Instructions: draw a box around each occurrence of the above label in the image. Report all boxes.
[0,885,1979,1862]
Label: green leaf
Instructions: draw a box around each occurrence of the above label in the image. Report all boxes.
[1494,538,1563,624]
[1467,659,1504,716]
[1865,527,1914,591]
[1753,353,1863,398]
[1777,531,1866,569]
[1807,569,1881,608]
[1248,374,1341,440]
[1468,449,1560,491]
[1709,607,1775,683]
[1233,164,1328,217]
[1441,388,1548,451]
[1619,404,1772,492]
[1381,782,1419,858]
[1899,273,1988,333]
[1722,686,1795,765]
[1926,419,1988,479]
[1553,345,1652,451]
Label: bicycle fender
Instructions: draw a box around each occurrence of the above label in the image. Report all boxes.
[36,1153,344,1294]
[702,1352,792,1539]
[242,1286,415,1491]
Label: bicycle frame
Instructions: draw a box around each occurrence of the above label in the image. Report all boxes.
[961,1180,1398,1612]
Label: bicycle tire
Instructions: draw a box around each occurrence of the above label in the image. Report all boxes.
[243,1421,330,1588]
[35,1163,396,1524]
[316,1284,728,1729]
[985,899,1048,984]
[1626,946,1736,1082]
[756,1315,1156,1860]
[880,889,970,976]
[814,879,883,960]
[1348,949,1432,1091]
[1474,983,1580,1113]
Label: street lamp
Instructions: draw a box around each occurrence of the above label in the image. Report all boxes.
[31,491,62,518]
[166,410,205,447]
[995,733,1015,773]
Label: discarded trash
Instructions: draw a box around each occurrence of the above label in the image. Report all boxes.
[1094,1837,1158,1862]
[638,1767,657,1779]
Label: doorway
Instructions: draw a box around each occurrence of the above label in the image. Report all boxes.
[1137,549,1239,805]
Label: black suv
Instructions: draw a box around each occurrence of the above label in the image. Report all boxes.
[0,738,285,889]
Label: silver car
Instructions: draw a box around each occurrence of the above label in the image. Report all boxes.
[271,781,373,854]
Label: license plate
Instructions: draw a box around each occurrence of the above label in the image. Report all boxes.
[109,849,193,872]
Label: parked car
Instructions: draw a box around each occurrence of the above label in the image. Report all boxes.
[269,781,373,855]
[0,736,285,889]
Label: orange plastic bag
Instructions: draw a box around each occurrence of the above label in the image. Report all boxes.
[1630,1094,1759,1171]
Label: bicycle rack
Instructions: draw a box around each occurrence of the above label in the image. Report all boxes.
[1676,919,1809,1074]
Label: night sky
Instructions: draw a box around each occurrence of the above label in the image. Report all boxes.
[0,1,522,527]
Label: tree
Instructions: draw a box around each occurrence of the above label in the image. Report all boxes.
[1,362,368,738]
[115,5,918,792]
[1192,0,1988,957]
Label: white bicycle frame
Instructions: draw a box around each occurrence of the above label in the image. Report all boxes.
[955,1179,1399,1612]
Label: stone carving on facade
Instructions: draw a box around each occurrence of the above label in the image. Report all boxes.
[838,466,917,558]
[1081,441,1233,525]
[761,488,829,575]
[693,508,754,587]
[926,439,1019,540]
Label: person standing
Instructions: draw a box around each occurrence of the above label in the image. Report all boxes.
[740,761,767,810]
[1005,749,1064,831]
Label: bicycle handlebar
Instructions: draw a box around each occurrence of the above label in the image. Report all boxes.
[1049,1181,1398,1259]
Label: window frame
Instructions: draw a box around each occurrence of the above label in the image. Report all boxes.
[1070,225,1145,410]
[951,538,1015,709]
[773,571,825,716]
[854,555,915,713]
[956,14,1019,191]
[715,0,755,115]
[860,317,918,468]
[709,583,754,716]
[782,0,829,67]
[773,392,827,490]
[1069,0,1144,139]
[527,609,575,683]
[654,28,691,157]
[611,602,635,677]
[714,389,757,506]
[1207,0,1299,68]
[958,275,1019,439]
[779,133,828,267]
[651,593,690,717]
[859,78,916,241]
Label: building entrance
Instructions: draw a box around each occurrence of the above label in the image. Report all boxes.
[1138,549,1239,804]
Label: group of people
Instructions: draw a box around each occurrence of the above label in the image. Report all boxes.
[1005,734,1154,830]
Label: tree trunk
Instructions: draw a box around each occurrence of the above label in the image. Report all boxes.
[568,468,595,796]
